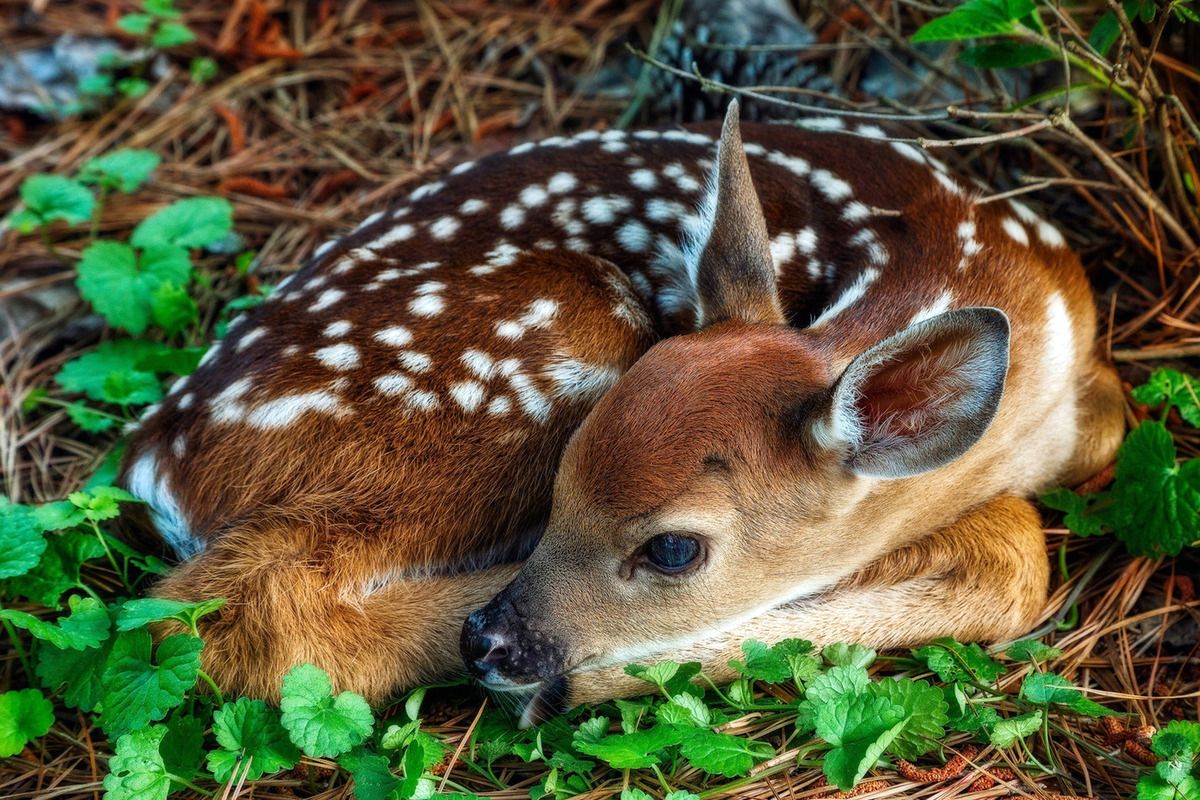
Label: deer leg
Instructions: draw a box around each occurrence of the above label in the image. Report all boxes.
[1060,358,1126,487]
[152,525,520,704]
[555,495,1049,710]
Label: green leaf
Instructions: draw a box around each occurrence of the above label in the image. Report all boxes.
[1133,369,1200,428]
[823,643,876,669]
[805,665,869,704]
[116,13,154,35]
[209,697,301,782]
[678,728,775,777]
[1041,488,1107,537]
[10,531,107,609]
[989,711,1044,748]
[0,498,47,579]
[10,174,95,231]
[868,678,949,759]
[132,197,233,250]
[0,689,56,757]
[56,340,164,406]
[37,633,114,712]
[1006,639,1062,662]
[160,712,206,783]
[1156,721,1200,757]
[913,638,1006,683]
[99,631,203,736]
[573,724,682,769]
[78,73,115,98]
[912,0,1036,42]
[76,241,192,335]
[103,725,171,800]
[79,149,160,193]
[1018,672,1112,716]
[150,283,198,335]
[189,56,218,83]
[116,597,225,632]
[1136,774,1200,800]
[730,639,791,683]
[816,694,909,790]
[958,41,1055,68]
[117,77,152,99]
[134,346,207,376]
[1108,422,1200,557]
[339,748,401,800]
[0,595,111,650]
[151,22,195,48]
[279,663,374,758]
[67,402,119,432]
[656,693,712,728]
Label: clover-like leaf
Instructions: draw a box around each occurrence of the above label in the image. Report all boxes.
[116,597,225,632]
[868,677,948,759]
[0,498,46,579]
[0,595,110,650]
[76,241,191,335]
[816,693,909,790]
[989,711,1044,748]
[57,340,165,406]
[79,149,160,193]
[0,689,56,757]
[573,724,681,769]
[279,663,374,758]
[208,697,300,782]
[677,728,775,777]
[103,725,171,800]
[131,197,233,250]
[8,174,94,231]
[99,631,203,736]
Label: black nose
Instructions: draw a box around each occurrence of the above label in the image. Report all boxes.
[461,609,508,680]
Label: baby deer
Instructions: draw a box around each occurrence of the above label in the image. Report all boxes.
[122,102,1124,722]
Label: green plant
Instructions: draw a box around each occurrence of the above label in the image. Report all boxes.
[1137,721,1200,800]
[1043,369,1200,558]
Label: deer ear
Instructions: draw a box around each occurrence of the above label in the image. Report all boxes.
[812,307,1011,479]
[692,100,784,328]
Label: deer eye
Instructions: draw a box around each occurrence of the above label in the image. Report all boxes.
[644,533,702,574]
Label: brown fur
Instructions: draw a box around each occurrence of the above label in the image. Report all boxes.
[123,106,1123,707]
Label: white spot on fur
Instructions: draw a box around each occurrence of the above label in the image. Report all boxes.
[324,320,352,337]
[236,327,267,352]
[495,298,558,339]
[810,268,880,328]
[1036,220,1066,247]
[617,219,651,252]
[645,198,687,223]
[487,395,512,415]
[398,351,431,373]
[544,358,621,400]
[582,195,632,225]
[178,392,194,410]
[508,372,551,422]
[500,204,526,229]
[857,124,886,139]
[373,224,415,249]
[1009,199,1038,223]
[843,202,871,222]
[630,169,657,191]
[247,391,343,429]
[309,289,345,313]
[519,185,549,208]
[909,289,955,325]
[799,117,845,131]
[547,172,578,194]
[375,373,413,396]
[430,216,461,240]
[450,160,475,176]
[1001,216,1030,246]
[450,381,486,412]
[375,326,414,348]
[510,142,535,156]
[797,227,818,255]
[410,181,444,201]
[460,198,487,214]
[409,294,444,317]
[462,349,495,380]
[811,169,853,202]
[891,141,925,163]
[126,451,202,559]
[315,343,360,371]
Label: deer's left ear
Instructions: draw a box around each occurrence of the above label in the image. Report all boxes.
[692,100,785,328]
[811,307,1011,479]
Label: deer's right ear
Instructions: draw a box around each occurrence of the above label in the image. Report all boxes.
[691,100,785,328]
[810,307,1011,479]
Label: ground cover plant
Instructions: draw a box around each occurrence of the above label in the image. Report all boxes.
[1,1,1197,798]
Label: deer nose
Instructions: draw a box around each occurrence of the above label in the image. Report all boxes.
[461,609,511,681]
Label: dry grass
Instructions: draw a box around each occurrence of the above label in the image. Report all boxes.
[1,1,1197,798]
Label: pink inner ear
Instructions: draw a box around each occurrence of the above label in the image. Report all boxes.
[857,337,978,440]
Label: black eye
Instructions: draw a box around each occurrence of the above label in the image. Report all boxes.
[644,533,702,574]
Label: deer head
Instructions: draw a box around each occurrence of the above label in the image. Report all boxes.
[460,102,1011,710]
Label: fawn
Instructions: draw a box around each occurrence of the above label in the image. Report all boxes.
[122,102,1125,722]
